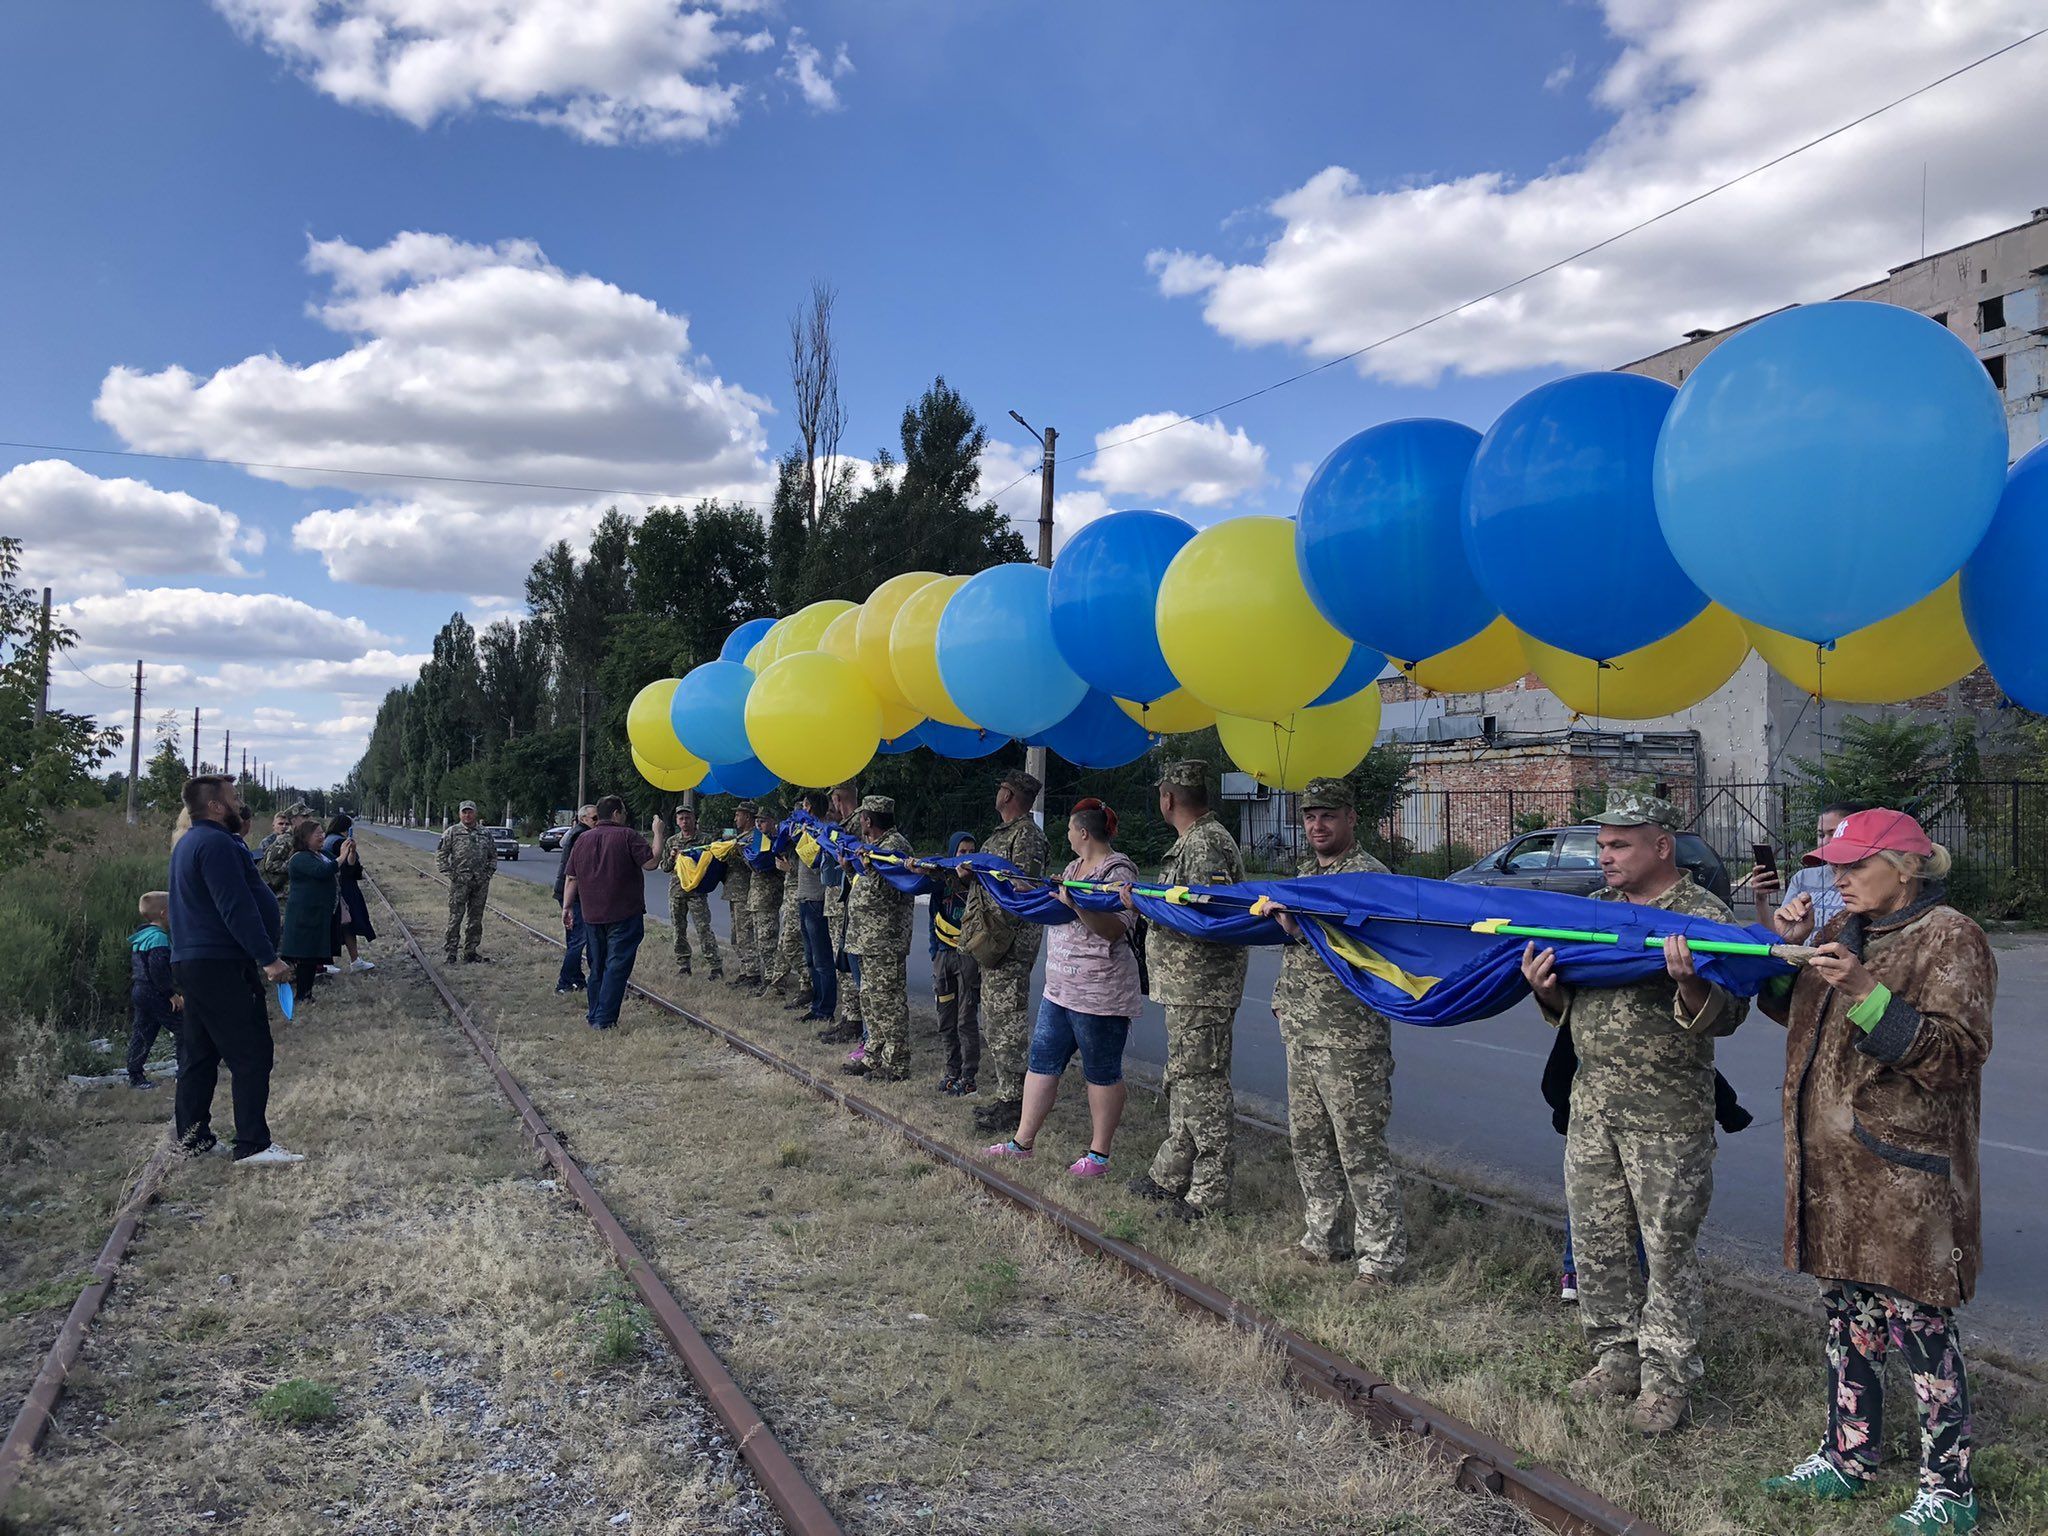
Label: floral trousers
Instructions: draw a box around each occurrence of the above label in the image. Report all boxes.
[1822,1282,1973,1497]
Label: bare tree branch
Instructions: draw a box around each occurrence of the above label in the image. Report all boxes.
[787,279,844,528]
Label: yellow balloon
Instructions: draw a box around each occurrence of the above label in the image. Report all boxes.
[820,606,861,664]
[1521,606,1749,719]
[1743,576,1979,703]
[748,618,792,674]
[888,574,976,729]
[1217,686,1383,792]
[632,747,707,794]
[1115,688,1216,735]
[1400,616,1529,693]
[744,651,882,787]
[1157,517,1349,720]
[625,679,699,773]
[856,571,941,709]
[777,598,858,660]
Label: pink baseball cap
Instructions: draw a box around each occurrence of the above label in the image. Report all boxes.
[1801,807,1934,867]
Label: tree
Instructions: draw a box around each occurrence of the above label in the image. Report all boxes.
[633,500,772,665]
[479,618,548,751]
[788,279,845,529]
[766,448,809,613]
[139,713,189,810]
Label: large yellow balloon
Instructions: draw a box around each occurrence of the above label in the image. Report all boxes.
[820,606,861,663]
[1115,688,1216,735]
[1157,517,1349,720]
[744,651,882,787]
[1217,686,1383,792]
[889,574,976,728]
[776,598,857,660]
[1521,606,1749,719]
[626,679,699,773]
[1400,616,1528,693]
[1743,576,1979,703]
[748,617,792,673]
[632,746,707,794]
[856,571,941,709]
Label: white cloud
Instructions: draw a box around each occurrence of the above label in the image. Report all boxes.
[59,588,396,662]
[1078,413,1266,508]
[96,232,775,592]
[213,0,772,145]
[1148,2,2048,384]
[214,649,432,693]
[779,28,851,111]
[975,440,1161,548]
[1543,53,1577,91]
[0,459,262,596]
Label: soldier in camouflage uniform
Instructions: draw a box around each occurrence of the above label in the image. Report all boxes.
[1264,777,1407,1285]
[747,807,787,997]
[762,847,811,1008]
[841,796,914,1081]
[817,782,863,1044]
[259,802,312,901]
[1520,790,1748,1437]
[661,806,722,979]
[1128,760,1248,1218]
[436,799,497,963]
[967,770,1050,1132]
[721,801,759,985]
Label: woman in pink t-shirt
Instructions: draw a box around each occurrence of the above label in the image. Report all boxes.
[985,799,1141,1177]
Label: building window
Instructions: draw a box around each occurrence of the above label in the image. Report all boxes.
[1986,354,2007,392]
[1930,311,1948,329]
[1980,268,1989,284]
[1979,294,2006,332]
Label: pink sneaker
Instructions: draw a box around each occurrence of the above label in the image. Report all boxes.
[1067,1152,1110,1178]
[843,1045,866,1065]
[983,1140,1034,1159]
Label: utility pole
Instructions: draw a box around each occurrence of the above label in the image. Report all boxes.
[222,727,230,780]
[576,684,590,809]
[124,659,142,826]
[191,707,201,776]
[241,746,247,784]
[1008,413,1057,822]
[32,587,50,725]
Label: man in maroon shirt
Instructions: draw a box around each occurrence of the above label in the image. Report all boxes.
[561,795,664,1030]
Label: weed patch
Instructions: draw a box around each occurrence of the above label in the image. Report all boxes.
[253,1378,338,1427]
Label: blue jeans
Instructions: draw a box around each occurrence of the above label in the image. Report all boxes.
[584,913,644,1029]
[1027,998,1131,1086]
[1561,1217,1647,1276]
[557,897,587,990]
[798,899,836,1018]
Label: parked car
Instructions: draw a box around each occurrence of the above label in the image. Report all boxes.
[538,824,568,852]
[1443,824,1731,905]
[483,826,520,860]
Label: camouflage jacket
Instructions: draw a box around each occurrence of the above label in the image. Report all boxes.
[437,824,497,882]
[1273,843,1394,1052]
[845,830,914,958]
[1539,874,1749,1134]
[258,835,295,896]
[1147,811,1249,1008]
[964,812,1049,963]
[720,837,753,904]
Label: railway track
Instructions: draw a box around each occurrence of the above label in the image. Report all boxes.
[378,847,1663,1536]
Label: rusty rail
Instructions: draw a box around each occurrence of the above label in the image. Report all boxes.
[381,846,1663,1536]
[366,872,843,1536]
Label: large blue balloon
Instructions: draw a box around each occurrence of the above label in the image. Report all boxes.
[1047,509,1196,704]
[1298,419,1490,665]
[1464,372,1703,659]
[878,725,925,756]
[916,721,1008,759]
[671,660,753,765]
[1028,689,1155,769]
[1962,442,2048,711]
[937,563,1088,738]
[696,769,725,797]
[1657,302,2008,643]
[1309,642,1387,708]
[709,755,779,798]
[720,616,776,663]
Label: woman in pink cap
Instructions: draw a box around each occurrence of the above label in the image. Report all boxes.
[1757,808,1994,1536]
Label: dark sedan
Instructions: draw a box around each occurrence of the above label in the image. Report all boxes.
[538,824,569,852]
[1443,824,1732,905]
[483,826,520,860]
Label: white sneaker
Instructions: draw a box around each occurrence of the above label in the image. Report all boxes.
[234,1144,307,1167]
[351,958,376,972]
[321,964,343,976]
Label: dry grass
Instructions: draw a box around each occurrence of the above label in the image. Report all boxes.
[381,834,2048,1536]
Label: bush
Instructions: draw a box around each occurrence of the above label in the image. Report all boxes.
[253,1379,339,1427]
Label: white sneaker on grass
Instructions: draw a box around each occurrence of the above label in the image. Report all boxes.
[321,964,343,976]
[234,1144,307,1167]
[351,958,376,972]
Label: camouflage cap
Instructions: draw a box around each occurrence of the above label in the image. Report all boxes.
[458,800,477,813]
[999,768,1042,804]
[1587,789,1682,831]
[1299,776,1355,812]
[283,800,311,817]
[1156,759,1210,792]
[857,794,896,818]
[734,799,759,815]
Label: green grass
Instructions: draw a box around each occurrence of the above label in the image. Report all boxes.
[1,1273,90,1316]
[589,1290,650,1365]
[252,1378,339,1427]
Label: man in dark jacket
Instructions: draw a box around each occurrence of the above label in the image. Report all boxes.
[168,775,303,1165]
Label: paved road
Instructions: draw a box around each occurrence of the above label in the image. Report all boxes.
[371,824,2046,1342]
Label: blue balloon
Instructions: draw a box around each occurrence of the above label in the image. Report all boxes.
[671,660,753,765]
[1298,419,1491,664]
[916,721,1008,759]
[1028,689,1155,769]
[937,563,1088,738]
[1962,442,2048,711]
[1046,509,1196,703]
[878,725,925,756]
[709,755,779,798]
[1464,372,1703,659]
[719,617,775,663]
[695,769,725,797]
[1657,302,2008,643]
[1308,642,1388,708]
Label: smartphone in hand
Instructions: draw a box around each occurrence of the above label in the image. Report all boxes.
[1752,842,1779,878]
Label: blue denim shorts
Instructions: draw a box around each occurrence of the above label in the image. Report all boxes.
[1027,998,1131,1086]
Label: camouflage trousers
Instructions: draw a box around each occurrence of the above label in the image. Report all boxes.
[726,894,758,980]
[977,953,1036,1103]
[1147,1004,1236,1212]
[444,874,490,958]
[1286,1036,1405,1279]
[827,902,860,1024]
[668,884,721,976]
[749,873,784,983]
[763,878,808,998]
[1563,1113,1714,1397]
[857,949,909,1078]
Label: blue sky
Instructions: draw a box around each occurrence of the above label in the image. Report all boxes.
[9,1,2043,783]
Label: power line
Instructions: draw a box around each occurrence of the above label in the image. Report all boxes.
[55,646,126,690]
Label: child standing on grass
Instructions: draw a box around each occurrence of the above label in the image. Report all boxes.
[127,891,179,1089]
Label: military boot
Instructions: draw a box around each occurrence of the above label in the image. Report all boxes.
[1565,1361,1640,1403]
[1626,1389,1690,1436]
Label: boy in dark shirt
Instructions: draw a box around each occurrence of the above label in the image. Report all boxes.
[127,890,179,1088]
